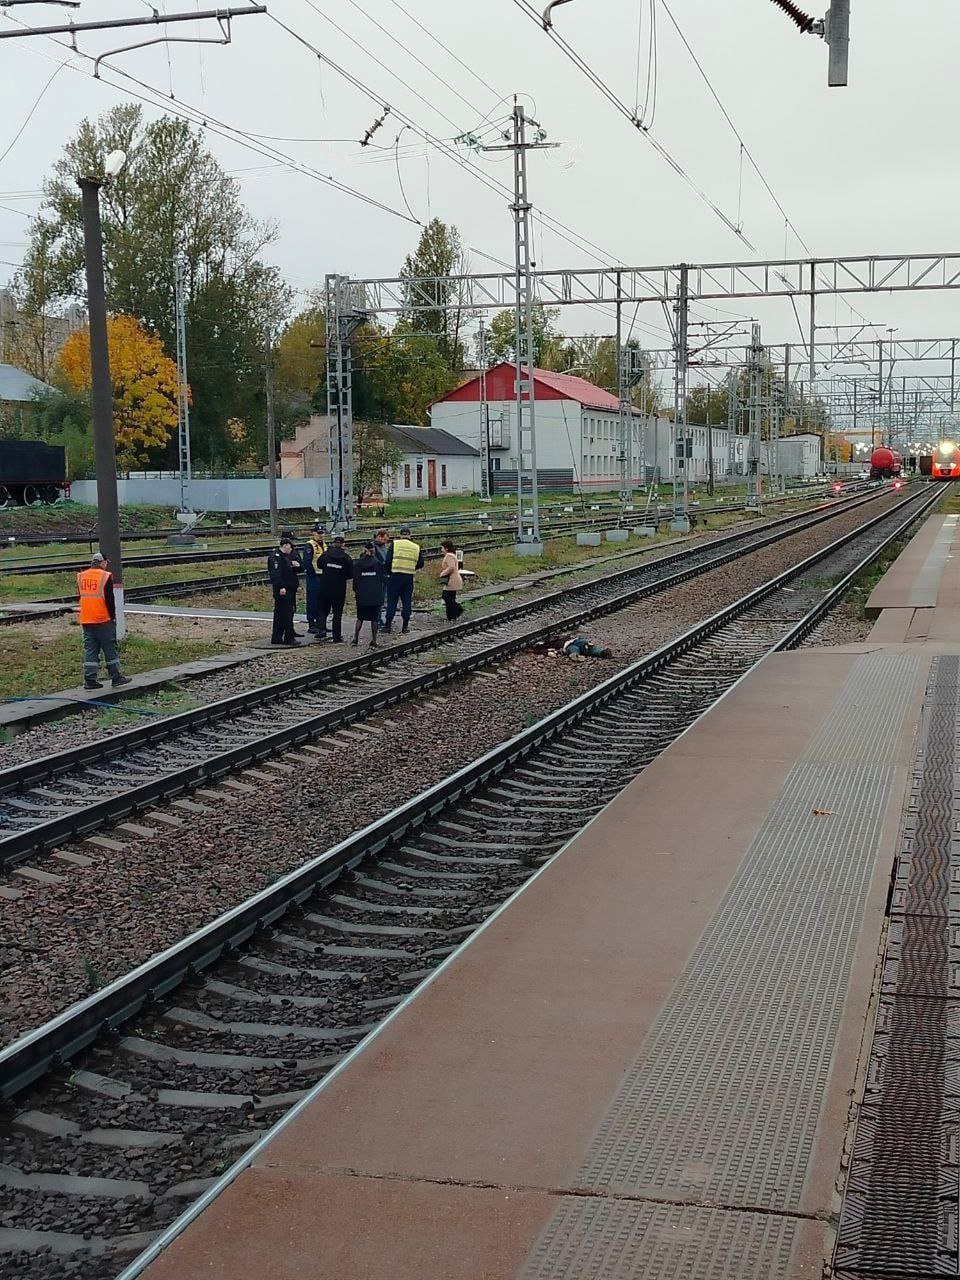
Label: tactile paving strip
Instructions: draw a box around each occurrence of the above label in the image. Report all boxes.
[522,651,922,1280]
[521,1198,800,1280]
[573,651,920,1211]
[836,654,960,1280]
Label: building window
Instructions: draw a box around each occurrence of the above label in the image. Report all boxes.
[492,457,501,471]
[404,464,411,489]
[416,464,423,488]
[441,464,447,487]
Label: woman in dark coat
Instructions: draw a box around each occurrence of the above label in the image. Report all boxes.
[351,542,385,647]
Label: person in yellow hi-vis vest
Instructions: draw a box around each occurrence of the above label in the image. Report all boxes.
[76,552,131,690]
[382,525,424,634]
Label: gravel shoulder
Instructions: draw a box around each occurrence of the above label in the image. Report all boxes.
[0,491,909,1045]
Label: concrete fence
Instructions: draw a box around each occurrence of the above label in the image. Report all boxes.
[70,476,330,514]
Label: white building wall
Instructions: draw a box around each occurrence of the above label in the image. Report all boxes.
[433,396,680,493]
[70,476,329,513]
[384,452,479,498]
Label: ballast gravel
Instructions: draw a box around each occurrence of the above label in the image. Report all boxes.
[0,489,912,1043]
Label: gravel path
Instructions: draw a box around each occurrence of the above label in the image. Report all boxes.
[0,492,910,1043]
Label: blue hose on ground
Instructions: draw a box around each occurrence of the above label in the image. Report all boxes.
[0,696,166,715]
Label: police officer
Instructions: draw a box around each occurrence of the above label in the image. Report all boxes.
[351,541,385,648]
[268,533,303,646]
[316,534,353,642]
[383,525,424,634]
[301,522,327,634]
[76,551,131,690]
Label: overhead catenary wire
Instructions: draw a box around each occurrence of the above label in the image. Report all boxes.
[382,0,502,101]
[0,11,422,225]
[262,6,640,270]
[336,0,491,123]
[0,50,72,167]
[510,0,755,251]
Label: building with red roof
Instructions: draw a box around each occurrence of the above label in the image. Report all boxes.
[430,361,676,493]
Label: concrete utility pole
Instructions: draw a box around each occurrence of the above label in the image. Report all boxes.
[78,155,126,638]
[481,103,558,555]
[671,263,690,531]
[264,329,278,538]
[173,257,193,519]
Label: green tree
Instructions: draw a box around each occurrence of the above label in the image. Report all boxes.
[354,422,404,505]
[400,218,471,373]
[275,298,326,423]
[353,320,457,425]
[481,304,560,367]
[17,104,291,468]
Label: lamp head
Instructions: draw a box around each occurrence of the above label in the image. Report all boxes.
[104,149,127,180]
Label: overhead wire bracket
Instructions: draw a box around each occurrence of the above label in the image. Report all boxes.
[541,0,576,29]
[93,14,234,79]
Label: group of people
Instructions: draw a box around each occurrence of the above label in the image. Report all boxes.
[267,523,466,649]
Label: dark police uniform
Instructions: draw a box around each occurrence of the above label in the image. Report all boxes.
[268,544,302,644]
[353,552,385,620]
[316,542,354,641]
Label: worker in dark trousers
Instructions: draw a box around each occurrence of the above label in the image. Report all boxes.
[351,541,385,647]
[373,528,390,628]
[301,522,326,634]
[76,551,131,689]
[316,534,353,642]
[268,533,303,646]
[383,525,424,634]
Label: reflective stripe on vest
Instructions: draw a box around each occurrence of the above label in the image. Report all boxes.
[76,568,112,625]
[391,538,420,575]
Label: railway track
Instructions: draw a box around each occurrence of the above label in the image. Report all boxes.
[2,482,872,580]
[0,479,943,1280]
[0,486,901,866]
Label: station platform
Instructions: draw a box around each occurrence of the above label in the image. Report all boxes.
[138,511,960,1280]
[866,510,960,641]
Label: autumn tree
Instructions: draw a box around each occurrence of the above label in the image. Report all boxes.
[274,298,326,435]
[57,314,179,468]
[17,104,290,467]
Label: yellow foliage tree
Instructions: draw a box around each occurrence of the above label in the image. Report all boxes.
[56,314,181,469]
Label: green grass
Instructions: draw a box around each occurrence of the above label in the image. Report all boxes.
[0,501,175,535]
[0,629,221,700]
[0,559,255,603]
[93,685,200,730]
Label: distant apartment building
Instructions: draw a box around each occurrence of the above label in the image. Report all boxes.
[0,288,86,378]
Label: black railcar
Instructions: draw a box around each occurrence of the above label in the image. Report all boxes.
[0,439,68,506]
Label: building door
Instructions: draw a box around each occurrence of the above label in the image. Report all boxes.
[427,458,437,498]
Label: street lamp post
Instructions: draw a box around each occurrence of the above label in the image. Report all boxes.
[78,148,126,637]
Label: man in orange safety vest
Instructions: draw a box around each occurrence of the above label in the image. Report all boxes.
[76,551,131,690]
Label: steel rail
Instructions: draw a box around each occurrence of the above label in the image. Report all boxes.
[1,482,872,579]
[0,489,894,792]
[0,482,943,1102]
[0,487,906,869]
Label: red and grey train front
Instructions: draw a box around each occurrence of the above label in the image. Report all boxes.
[932,441,960,479]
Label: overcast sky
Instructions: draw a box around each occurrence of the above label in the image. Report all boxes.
[1,0,958,428]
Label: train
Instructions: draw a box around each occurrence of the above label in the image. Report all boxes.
[869,446,903,480]
[932,440,960,480]
[0,439,68,506]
